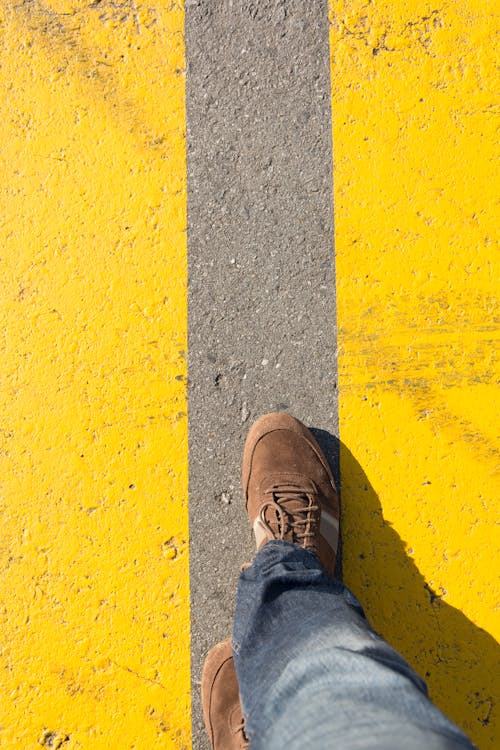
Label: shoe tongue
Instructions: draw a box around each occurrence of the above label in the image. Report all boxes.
[273,490,309,516]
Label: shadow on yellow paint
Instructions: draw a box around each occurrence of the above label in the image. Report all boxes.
[311,428,499,747]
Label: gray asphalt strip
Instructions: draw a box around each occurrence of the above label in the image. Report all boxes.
[185,1,337,745]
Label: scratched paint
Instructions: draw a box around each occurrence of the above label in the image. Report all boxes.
[0,1,189,748]
[329,1,499,746]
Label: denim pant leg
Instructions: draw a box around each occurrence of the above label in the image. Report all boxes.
[232,541,475,750]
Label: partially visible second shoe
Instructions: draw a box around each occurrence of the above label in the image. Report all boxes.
[242,412,339,573]
[201,639,249,750]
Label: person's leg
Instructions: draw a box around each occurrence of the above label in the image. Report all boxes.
[202,413,476,749]
[233,539,475,750]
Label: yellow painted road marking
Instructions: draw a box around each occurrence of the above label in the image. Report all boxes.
[330,0,499,745]
[0,2,189,747]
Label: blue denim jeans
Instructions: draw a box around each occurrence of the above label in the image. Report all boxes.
[232,541,475,750]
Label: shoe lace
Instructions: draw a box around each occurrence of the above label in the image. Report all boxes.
[259,485,320,553]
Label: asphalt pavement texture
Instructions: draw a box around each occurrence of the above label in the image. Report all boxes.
[186,1,337,745]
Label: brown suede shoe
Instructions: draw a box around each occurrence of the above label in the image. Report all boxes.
[201,639,249,750]
[242,412,339,573]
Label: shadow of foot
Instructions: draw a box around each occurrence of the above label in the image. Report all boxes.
[310,427,499,748]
